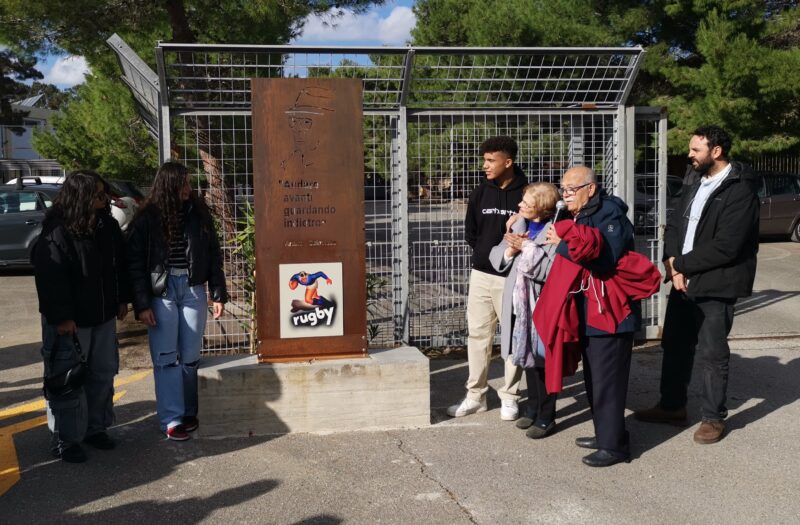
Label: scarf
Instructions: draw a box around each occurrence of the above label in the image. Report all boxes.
[510,236,548,368]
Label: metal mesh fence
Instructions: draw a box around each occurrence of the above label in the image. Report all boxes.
[630,109,667,337]
[171,112,398,352]
[158,45,641,111]
[407,51,640,108]
[749,155,800,174]
[405,111,617,346]
[107,37,664,353]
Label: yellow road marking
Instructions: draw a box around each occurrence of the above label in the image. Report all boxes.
[114,370,151,387]
[0,400,46,423]
[0,371,151,421]
[0,416,47,494]
[0,370,151,496]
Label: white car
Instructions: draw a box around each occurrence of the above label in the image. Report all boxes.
[5,175,65,185]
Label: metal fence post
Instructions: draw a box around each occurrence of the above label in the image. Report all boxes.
[623,106,636,222]
[154,46,171,164]
[393,107,411,344]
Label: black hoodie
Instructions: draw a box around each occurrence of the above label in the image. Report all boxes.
[465,165,528,276]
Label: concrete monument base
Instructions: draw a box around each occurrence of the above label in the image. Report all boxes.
[197,346,430,436]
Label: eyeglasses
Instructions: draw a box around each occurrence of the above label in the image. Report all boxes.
[558,183,593,195]
[519,200,537,209]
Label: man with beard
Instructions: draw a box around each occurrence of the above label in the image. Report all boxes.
[634,126,760,445]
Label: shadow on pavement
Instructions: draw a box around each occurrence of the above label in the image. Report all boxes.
[73,479,280,523]
[292,515,344,525]
[627,350,800,459]
[1,365,289,522]
[0,342,41,372]
[0,342,45,408]
[734,289,800,316]
[429,353,593,430]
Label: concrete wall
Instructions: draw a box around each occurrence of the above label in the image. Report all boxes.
[198,346,430,436]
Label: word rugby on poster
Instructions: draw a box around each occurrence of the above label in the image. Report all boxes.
[251,78,367,362]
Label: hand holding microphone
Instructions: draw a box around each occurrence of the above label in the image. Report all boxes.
[553,200,566,222]
[545,200,566,245]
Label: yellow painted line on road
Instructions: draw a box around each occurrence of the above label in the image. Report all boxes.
[114,370,151,388]
[0,391,128,496]
[0,370,151,497]
[0,399,46,422]
[0,370,151,422]
[0,415,47,495]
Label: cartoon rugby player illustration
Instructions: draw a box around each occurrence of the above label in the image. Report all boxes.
[288,270,333,312]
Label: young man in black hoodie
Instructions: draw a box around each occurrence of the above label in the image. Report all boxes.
[447,136,528,420]
[634,126,760,445]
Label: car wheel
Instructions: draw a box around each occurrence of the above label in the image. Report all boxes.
[791,218,800,242]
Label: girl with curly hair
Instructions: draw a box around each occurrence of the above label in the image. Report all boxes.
[127,161,227,441]
[33,170,129,463]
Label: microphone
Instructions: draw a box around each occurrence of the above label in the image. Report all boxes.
[553,200,566,222]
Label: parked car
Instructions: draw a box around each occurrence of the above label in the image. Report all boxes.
[633,174,683,235]
[7,175,145,231]
[756,171,800,242]
[5,175,65,185]
[0,179,60,267]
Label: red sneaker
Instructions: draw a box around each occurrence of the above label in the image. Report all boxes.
[165,424,190,441]
[183,416,199,433]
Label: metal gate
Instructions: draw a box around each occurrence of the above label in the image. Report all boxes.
[108,36,667,351]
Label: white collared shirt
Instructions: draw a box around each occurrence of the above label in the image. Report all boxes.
[682,163,732,254]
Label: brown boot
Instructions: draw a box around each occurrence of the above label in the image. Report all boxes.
[693,420,725,444]
[633,404,688,426]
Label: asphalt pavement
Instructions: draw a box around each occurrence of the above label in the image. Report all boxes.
[1,242,798,524]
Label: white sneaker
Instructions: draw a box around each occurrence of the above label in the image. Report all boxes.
[446,397,487,417]
[500,399,519,421]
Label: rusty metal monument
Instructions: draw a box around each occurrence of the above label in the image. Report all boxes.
[251,78,367,362]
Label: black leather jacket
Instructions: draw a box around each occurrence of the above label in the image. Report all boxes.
[127,202,228,314]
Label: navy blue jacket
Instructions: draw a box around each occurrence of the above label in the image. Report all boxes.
[556,189,640,335]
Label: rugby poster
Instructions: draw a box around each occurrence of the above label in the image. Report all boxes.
[278,262,344,339]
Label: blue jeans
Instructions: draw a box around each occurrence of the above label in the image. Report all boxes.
[43,317,118,447]
[148,273,208,431]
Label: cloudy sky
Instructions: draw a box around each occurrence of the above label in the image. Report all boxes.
[293,1,416,46]
[35,0,416,90]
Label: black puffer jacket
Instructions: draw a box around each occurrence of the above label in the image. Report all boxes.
[32,211,129,327]
[665,161,759,299]
[465,165,528,276]
[127,202,228,314]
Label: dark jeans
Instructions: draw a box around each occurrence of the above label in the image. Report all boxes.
[659,289,735,421]
[524,366,557,423]
[42,317,118,446]
[583,333,633,460]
